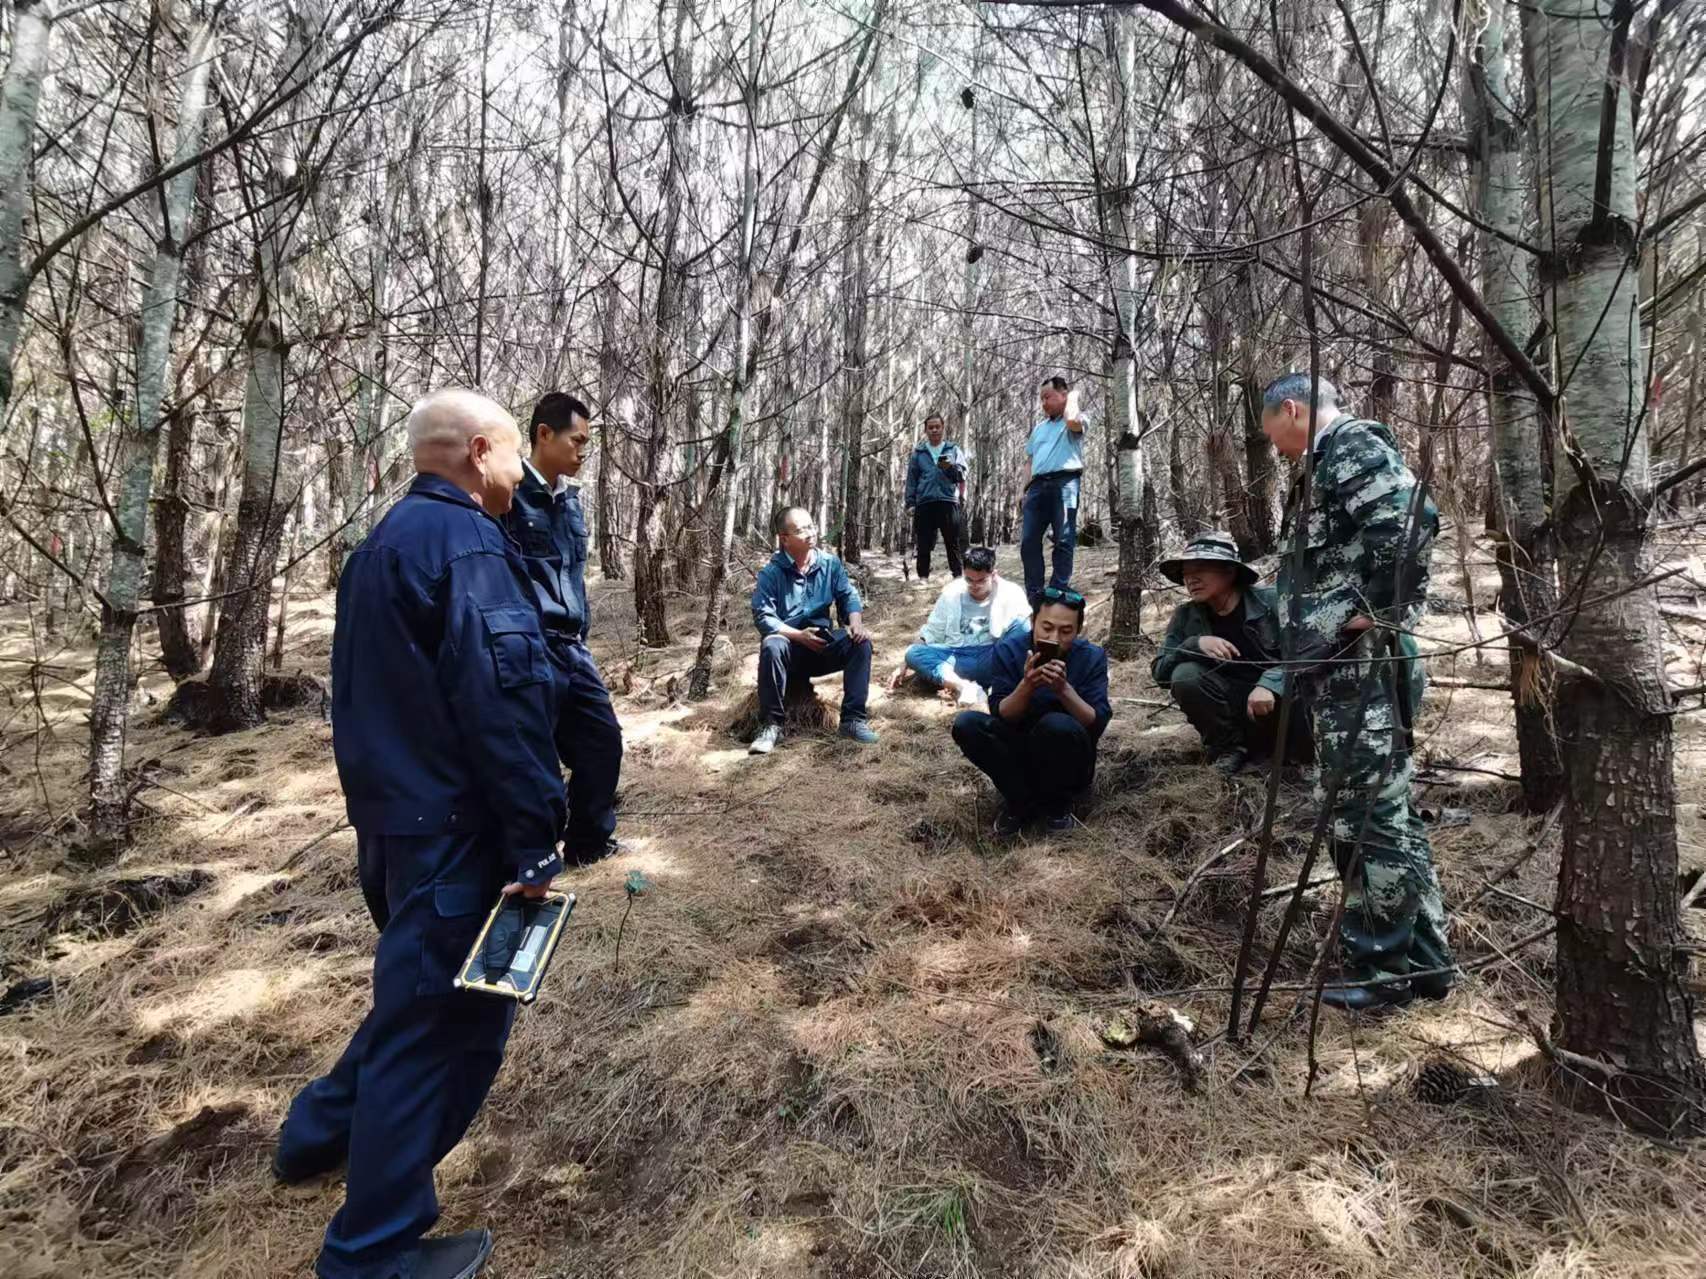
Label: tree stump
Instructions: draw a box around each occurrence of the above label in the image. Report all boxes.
[729,681,834,741]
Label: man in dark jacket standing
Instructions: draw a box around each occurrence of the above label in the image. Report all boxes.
[903,413,966,582]
[503,391,622,866]
[275,389,564,1279]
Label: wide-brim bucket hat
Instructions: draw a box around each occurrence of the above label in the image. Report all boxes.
[1159,530,1259,589]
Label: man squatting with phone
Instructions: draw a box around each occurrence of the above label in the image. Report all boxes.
[274,390,563,1279]
[952,586,1113,837]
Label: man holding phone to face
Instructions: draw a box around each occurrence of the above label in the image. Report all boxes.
[748,506,878,755]
[1019,376,1087,604]
[951,587,1112,837]
[903,412,967,582]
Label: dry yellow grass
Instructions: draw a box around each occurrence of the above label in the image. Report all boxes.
[1,540,1704,1278]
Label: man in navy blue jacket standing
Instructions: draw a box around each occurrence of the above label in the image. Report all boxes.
[952,588,1112,837]
[903,413,966,582]
[275,389,564,1279]
[503,391,622,866]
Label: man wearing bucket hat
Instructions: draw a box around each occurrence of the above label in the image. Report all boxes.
[1152,531,1310,776]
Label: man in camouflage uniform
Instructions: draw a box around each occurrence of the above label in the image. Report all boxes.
[1258,373,1454,1012]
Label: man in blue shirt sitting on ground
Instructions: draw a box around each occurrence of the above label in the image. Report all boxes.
[952,587,1112,837]
[749,507,879,755]
[503,391,623,866]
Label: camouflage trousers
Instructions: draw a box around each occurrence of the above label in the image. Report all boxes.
[1310,646,1453,992]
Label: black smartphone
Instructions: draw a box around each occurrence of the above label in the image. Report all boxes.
[810,625,834,643]
[454,891,576,1004]
[1031,639,1062,664]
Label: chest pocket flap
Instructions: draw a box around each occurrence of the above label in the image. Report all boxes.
[480,605,548,689]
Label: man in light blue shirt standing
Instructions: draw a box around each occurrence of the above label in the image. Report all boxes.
[1020,375,1088,602]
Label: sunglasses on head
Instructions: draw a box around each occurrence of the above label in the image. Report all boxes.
[1039,587,1085,605]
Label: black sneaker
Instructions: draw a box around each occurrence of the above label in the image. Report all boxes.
[1211,748,1250,777]
[1044,811,1075,834]
[272,1132,344,1186]
[1319,981,1414,1014]
[564,839,623,869]
[409,1229,495,1279]
[992,808,1026,839]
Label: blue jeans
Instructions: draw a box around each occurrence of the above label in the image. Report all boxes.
[1020,472,1080,602]
[757,629,872,725]
[904,642,995,688]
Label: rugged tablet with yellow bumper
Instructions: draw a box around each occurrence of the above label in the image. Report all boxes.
[452,891,576,1003]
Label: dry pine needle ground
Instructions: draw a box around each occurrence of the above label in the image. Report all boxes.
[2,541,1705,1278]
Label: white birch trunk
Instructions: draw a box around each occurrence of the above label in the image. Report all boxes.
[0,0,55,413]
[87,20,217,852]
[1524,0,1706,1130]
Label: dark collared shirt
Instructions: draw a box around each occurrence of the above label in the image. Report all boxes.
[504,464,589,642]
[985,627,1114,739]
[750,548,864,636]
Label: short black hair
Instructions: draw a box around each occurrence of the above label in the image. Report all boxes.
[1041,376,1070,394]
[963,546,996,573]
[774,505,812,537]
[1032,591,1086,626]
[924,411,946,428]
[530,391,591,446]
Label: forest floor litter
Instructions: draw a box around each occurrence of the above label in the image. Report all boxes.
[2,541,1705,1278]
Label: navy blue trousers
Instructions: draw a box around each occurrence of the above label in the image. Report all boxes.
[547,639,622,856]
[757,630,872,725]
[279,832,515,1279]
[952,709,1096,819]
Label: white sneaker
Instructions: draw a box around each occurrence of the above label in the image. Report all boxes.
[749,724,783,755]
[958,681,986,706]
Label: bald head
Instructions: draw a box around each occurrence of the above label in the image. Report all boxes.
[406,388,526,514]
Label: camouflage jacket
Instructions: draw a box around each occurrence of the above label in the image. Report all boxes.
[1275,416,1437,699]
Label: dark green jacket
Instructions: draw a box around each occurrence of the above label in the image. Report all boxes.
[1151,586,1287,697]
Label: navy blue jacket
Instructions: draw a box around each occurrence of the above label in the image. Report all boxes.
[750,549,864,636]
[905,441,965,507]
[331,474,565,886]
[503,465,590,642]
[985,627,1114,740]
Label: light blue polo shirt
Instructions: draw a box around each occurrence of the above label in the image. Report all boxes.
[1027,415,1087,477]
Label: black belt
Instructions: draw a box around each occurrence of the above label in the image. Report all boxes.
[1028,470,1082,488]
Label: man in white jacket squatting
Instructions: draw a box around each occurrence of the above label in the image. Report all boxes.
[889,545,1032,705]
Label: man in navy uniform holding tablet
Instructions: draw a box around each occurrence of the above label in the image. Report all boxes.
[274,388,564,1279]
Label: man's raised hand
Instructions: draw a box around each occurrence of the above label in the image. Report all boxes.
[1198,636,1241,662]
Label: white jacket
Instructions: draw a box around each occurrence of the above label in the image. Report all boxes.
[918,576,1032,647]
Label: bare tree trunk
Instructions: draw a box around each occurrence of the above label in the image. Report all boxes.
[205,4,314,731]
[1469,0,1564,812]
[87,21,215,851]
[631,4,697,645]
[0,0,55,413]
[1102,9,1145,658]
[689,3,761,697]
[271,488,304,670]
[152,393,201,679]
[1524,0,1704,1133]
